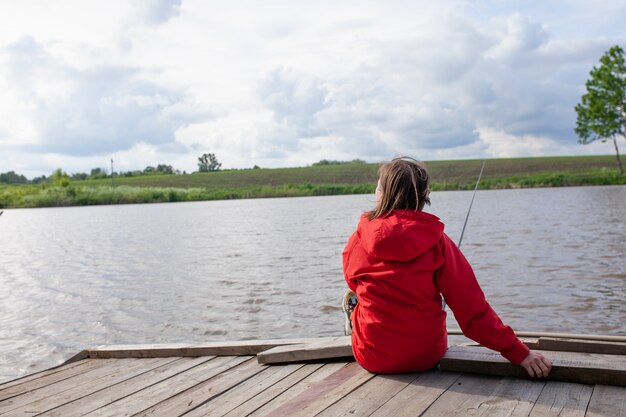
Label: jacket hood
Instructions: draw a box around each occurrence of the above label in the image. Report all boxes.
[358,210,444,262]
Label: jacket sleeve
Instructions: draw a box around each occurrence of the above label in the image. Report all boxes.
[342,231,359,292]
[436,234,529,364]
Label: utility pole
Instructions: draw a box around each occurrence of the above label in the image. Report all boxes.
[111,158,114,186]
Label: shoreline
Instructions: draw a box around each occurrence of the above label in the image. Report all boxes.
[1,155,624,209]
[1,177,624,210]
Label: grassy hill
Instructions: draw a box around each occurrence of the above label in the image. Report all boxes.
[1,155,624,209]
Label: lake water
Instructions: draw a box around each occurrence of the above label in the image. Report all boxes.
[1,186,625,382]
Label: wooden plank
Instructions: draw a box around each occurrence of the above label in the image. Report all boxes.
[448,336,541,350]
[0,358,173,416]
[257,337,353,364]
[447,329,626,342]
[0,359,108,400]
[316,372,419,416]
[62,350,90,364]
[586,385,626,417]
[538,337,626,355]
[254,335,541,365]
[258,361,375,417]
[132,357,266,416]
[440,346,626,386]
[39,357,214,417]
[521,338,541,349]
[369,371,461,417]
[256,335,538,365]
[62,332,626,360]
[86,337,333,359]
[222,363,325,417]
[247,363,348,417]
[89,343,189,357]
[181,363,306,417]
[420,374,545,417]
[0,358,96,392]
[0,359,121,405]
[528,381,593,417]
[84,355,252,416]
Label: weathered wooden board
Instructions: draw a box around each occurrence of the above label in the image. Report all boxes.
[257,337,353,364]
[0,358,174,416]
[39,357,214,417]
[182,363,306,417]
[258,361,374,417]
[538,337,626,355]
[256,336,547,365]
[62,350,90,364]
[0,359,110,401]
[134,358,265,416]
[0,358,97,391]
[256,336,506,365]
[223,363,325,417]
[447,329,626,343]
[528,381,593,417]
[86,346,191,359]
[421,373,545,417]
[440,346,626,386]
[315,372,418,416]
[85,337,336,359]
[6,334,626,417]
[246,363,347,417]
[83,356,252,416]
[369,371,460,417]
[586,384,626,417]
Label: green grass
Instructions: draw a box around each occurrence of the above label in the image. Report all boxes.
[1,155,624,209]
[80,163,380,188]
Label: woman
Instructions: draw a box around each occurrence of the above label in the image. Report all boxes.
[342,156,551,377]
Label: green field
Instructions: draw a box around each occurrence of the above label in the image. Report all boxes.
[1,155,624,209]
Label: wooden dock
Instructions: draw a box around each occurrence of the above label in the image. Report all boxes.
[1,334,625,416]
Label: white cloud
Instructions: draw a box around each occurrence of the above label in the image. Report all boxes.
[476,126,612,158]
[485,13,549,62]
[131,0,182,26]
[478,127,564,157]
[1,36,205,159]
[0,0,624,176]
[259,68,328,138]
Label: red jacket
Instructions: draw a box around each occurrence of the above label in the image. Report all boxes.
[343,209,529,373]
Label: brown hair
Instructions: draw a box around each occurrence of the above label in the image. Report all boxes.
[367,156,431,220]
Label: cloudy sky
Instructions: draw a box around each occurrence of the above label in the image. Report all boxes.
[0,0,624,177]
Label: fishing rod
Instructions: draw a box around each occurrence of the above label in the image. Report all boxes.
[458,160,486,248]
[442,160,486,310]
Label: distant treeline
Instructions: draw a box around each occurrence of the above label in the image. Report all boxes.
[0,171,30,184]
[0,165,186,184]
[312,159,366,166]
[0,159,364,184]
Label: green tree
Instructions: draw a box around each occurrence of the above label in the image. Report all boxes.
[89,167,108,179]
[0,171,28,184]
[312,159,367,166]
[198,153,221,172]
[575,45,626,176]
[71,172,88,180]
[156,164,174,174]
[51,168,70,187]
[31,175,47,184]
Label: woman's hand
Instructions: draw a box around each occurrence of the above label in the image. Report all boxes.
[520,351,552,378]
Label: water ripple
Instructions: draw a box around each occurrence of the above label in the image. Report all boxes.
[0,187,625,382]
